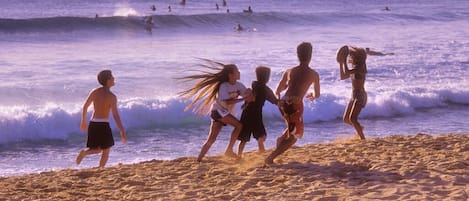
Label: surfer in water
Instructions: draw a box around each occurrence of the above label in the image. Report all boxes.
[235,23,244,31]
[365,48,394,56]
[144,16,154,32]
[244,6,253,13]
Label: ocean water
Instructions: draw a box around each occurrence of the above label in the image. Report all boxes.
[1,0,469,176]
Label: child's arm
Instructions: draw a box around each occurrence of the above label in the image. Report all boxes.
[306,72,321,100]
[80,90,94,132]
[265,87,278,105]
[221,85,252,105]
[275,69,290,98]
[337,46,351,80]
[111,96,127,143]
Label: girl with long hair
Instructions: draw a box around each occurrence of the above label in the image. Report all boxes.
[337,46,368,140]
[178,59,252,162]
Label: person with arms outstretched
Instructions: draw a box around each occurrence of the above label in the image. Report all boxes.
[76,70,127,168]
[264,42,320,165]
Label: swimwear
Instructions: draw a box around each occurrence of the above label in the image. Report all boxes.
[210,110,227,126]
[351,66,366,80]
[351,89,367,107]
[278,96,304,139]
[352,72,365,80]
[87,121,115,149]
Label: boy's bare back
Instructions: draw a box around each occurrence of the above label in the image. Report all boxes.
[89,87,117,119]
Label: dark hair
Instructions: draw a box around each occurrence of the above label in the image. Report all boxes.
[97,70,112,86]
[177,59,238,115]
[255,66,271,84]
[297,42,312,63]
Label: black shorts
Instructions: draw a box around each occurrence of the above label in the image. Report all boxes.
[210,110,227,126]
[238,111,266,142]
[87,121,115,149]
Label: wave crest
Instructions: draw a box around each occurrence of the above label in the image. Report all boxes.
[1,11,462,34]
[1,88,468,144]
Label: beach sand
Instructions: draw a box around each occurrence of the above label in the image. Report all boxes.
[0,133,468,200]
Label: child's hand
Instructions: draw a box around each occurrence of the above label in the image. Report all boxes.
[241,102,248,110]
[306,92,315,101]
[80,122,87,132]
[245,95,255,102]
[120,131,127,144]
[243,88,255,102]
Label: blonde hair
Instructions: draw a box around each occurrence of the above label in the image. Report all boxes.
[177,59,238,115]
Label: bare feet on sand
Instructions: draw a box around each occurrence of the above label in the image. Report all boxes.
[263,156,274,167]
[224,151,239,159]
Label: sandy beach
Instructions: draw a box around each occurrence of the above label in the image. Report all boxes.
[0,133,468,200]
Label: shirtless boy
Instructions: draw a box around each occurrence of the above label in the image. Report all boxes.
[76,70,127,168]
[265,42,320,165]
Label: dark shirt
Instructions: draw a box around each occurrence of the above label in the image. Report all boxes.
[243,81,277,116]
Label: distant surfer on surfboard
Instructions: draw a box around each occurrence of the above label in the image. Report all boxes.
[365,47,394,56]
[234,23,257,32]
[243,6,253,13]
[235,23,244,31]
[144,15,154,32]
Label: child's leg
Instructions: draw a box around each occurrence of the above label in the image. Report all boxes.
[76,148,102,165]
[257,136,266,153]
[222,115,242,157]
[238,141,246,157]
[198,121,223,162]
[99,148,111,168]
[265,134,297,165]
[276,131,288,147]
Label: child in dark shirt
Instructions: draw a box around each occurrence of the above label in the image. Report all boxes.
[237,66,278,157]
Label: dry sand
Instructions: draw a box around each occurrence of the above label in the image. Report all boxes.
[0,133,468,201]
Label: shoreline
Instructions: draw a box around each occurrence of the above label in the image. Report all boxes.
[1,133,468,200]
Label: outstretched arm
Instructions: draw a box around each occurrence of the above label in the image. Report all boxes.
[222,90,252,105]
[265,87,278,105]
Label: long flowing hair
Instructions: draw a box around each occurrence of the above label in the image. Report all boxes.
[177,59,237,115]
